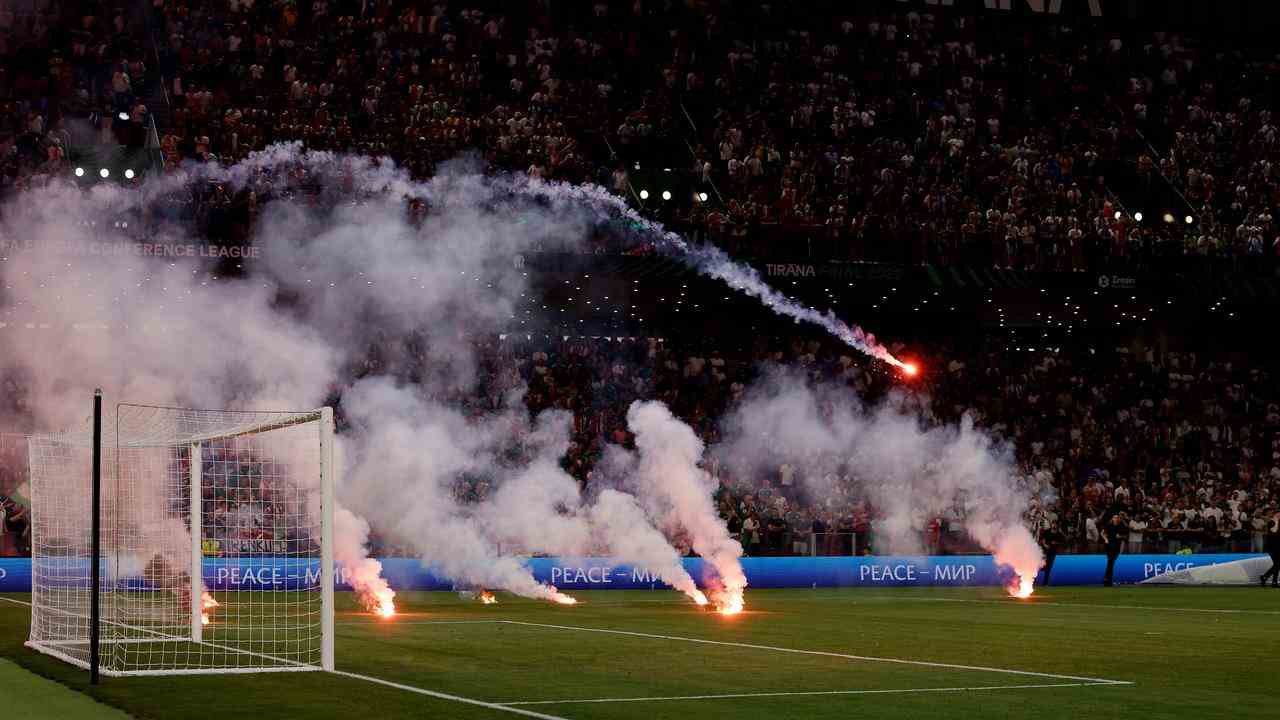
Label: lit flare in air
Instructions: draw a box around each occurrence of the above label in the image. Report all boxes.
[901,362,919,377]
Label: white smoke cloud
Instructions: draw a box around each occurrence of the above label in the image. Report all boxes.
[7,146,879,608]
[716,369,1042,590]
[334,505,396,615]
[589,489,707,605]
[607,401,746,611]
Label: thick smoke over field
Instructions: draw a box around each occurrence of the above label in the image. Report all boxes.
[0,146,745,606]
[716,370,1043,592]
[605,402,746,612]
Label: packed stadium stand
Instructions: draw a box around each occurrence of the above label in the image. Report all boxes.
[4,1,1278,267]
[1,0,1277,559]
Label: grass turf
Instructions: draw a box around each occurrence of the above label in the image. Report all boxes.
[0,657,132,719]
[2,586,1278,719]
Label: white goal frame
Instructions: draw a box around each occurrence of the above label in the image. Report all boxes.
[25,403,336,677]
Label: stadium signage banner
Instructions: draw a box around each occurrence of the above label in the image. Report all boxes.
[0,557,31,590]
[1097,274,1137,290]
[0,554,1264,592]
[762,263,907,283]
[0,237,260,259]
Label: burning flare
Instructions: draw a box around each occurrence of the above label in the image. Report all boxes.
[200,591,219,626]
[478,591,498,605]
[901,362,919,377]
[691,590,709,606]
[373,589,397,618]
[1008,575,1035,599]
[550,591,578,605]
[710,589,745,616]
[357,585,397,618]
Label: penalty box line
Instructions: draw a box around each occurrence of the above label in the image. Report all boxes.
[330,670,573,720]
[498,620,1133,687]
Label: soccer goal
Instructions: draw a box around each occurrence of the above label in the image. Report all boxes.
[25,394,335,676]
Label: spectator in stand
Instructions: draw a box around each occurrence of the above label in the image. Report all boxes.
[1039,521,1064,586]
[0,494,28,556]
[6,3,1272,274]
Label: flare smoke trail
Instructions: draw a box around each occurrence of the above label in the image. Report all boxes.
[334,506,396,617]
[716,370,1042,594]
[511,181,908,369]
[469,421,709,604]
[589,489,708,605]
[178,144,904,369]
[607,401,747,613]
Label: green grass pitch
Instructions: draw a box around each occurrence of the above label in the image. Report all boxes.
[2,586,1277,719]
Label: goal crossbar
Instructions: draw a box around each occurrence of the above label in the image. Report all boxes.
[116,406,324,448]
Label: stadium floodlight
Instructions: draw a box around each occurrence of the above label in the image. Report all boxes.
[99,168,110,179]
[26,397,336,676]
[698,192,709,202]
[1134,212,1143,222]
[75,167,85,177]
[124,169,135,180]
[118,112,130,121]
[1113,211,1121,220]
[639,189,650,200]
[1162,212,1175,224]
[1185,215,1194,224]
[662,190,672,200]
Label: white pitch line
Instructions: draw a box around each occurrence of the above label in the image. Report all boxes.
[0,596,32,606]
[500,621,1132,686]
[872,595,1280,616]
[502,681,1125,706]
[330,669,571,720]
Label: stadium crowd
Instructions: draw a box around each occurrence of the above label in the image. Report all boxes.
[2,1,1278,270]
[1,0,1279,557]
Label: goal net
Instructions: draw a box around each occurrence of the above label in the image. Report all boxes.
[25,403,335,676]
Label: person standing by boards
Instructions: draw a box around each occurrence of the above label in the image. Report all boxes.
[1100,509,1128,587]
[1260,510,1280,588]
[1038,521,1064,587]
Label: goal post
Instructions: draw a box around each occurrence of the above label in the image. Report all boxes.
[25,398,335,677]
